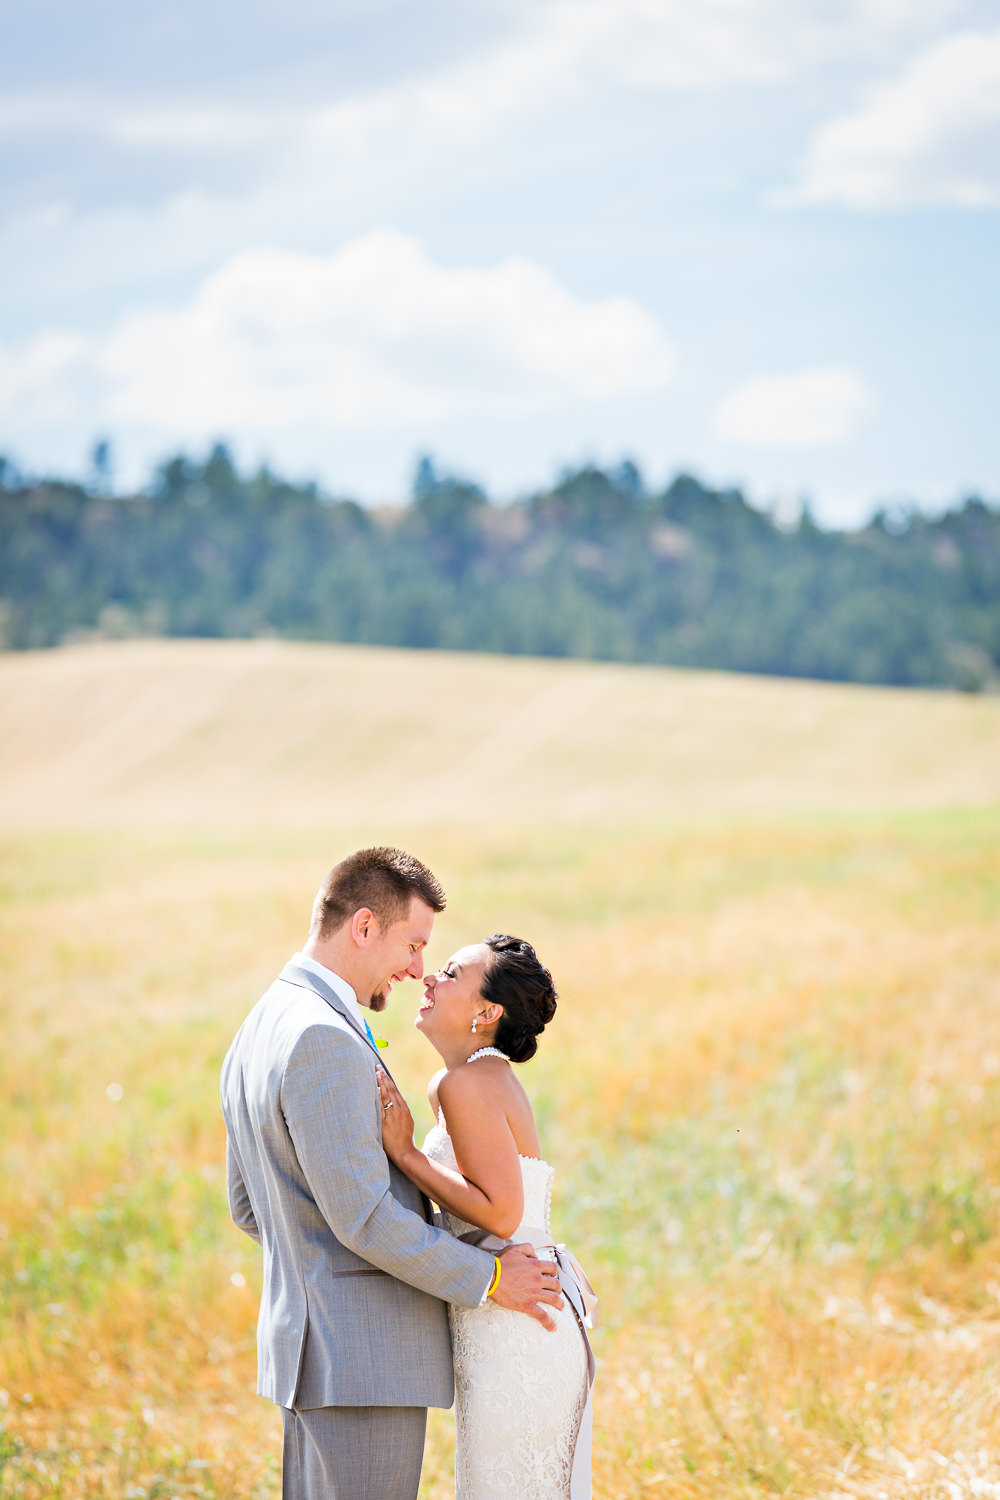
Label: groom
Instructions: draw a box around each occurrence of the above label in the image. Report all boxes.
[221,846,562,1500]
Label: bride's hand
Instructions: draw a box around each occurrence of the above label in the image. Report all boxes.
[377,1069,416,1164]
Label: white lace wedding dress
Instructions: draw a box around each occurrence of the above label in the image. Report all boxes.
[424,1114,591,1499]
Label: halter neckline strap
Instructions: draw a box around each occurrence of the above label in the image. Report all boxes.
[466,1046,510,1064]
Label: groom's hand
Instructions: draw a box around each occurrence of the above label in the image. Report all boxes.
[490,1244,563,1330]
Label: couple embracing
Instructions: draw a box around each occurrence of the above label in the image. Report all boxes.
[220,846,595,1499]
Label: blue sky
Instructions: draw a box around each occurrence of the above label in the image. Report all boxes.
[2,0,998,525]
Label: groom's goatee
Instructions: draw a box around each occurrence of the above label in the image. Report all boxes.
[369,992,388,1013]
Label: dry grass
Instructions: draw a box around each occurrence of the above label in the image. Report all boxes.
[1,641,999,1498]
[2,639,999,828]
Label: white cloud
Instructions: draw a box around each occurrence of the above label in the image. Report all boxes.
[0,0,963,209]
[0,331,89,426]
[716,367,875,448]
[1,231,673,446]
[0,93,269,150]
[553,0,961,91]
[788,28,1000,209]
[299,0,924,187]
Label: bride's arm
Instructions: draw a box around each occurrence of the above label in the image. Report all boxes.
[426,1067,446,1120]
[378,1068,524,1239]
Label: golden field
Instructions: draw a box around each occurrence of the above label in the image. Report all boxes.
[1,639,999,1499]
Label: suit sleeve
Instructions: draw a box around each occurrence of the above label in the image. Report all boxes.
[226,1138,261,1243]
[281,1024,492,1309]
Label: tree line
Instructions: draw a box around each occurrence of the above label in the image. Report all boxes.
[1,446,998,690]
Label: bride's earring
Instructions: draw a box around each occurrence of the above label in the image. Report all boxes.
[471,1016,478,1034]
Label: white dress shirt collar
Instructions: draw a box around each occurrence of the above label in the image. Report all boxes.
[292,951,367,1032]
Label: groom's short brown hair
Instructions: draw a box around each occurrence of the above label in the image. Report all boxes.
[312,846,446,938]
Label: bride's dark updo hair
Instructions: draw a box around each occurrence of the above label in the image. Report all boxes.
[480,934,558,1064]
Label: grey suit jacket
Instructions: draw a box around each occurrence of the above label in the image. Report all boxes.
[220,960,492,1410]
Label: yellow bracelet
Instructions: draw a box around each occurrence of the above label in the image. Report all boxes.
[487,1256,502,1297]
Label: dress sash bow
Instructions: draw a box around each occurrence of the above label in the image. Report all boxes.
[512,1227,598,1382]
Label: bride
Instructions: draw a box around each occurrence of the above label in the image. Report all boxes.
[377,932,595,1500]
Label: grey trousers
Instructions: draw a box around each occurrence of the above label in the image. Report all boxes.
[281,1405,427,1500]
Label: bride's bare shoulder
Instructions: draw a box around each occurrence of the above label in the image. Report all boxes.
[438,1060,540,1160]
[437,1057,518,1114]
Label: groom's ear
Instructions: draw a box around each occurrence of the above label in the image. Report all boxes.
[350,907,378,946]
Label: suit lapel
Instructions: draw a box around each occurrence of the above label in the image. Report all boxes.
[281,961,431,1215]
[280,961,394,1078]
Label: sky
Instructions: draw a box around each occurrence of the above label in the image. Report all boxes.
[1,0,998,526]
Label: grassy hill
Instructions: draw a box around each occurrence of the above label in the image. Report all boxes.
[2,638,999,828]
[1,642,999,1498]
